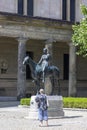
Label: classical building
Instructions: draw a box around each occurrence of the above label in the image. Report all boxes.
[0,0,87,99]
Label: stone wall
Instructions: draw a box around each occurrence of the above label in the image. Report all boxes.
[0,0,87,22]
[34,0,62,19]
[0,0,17,13]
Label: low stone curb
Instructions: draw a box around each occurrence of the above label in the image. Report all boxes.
[18,105,30,108]
[64,108,87,112]
[18,105,87,112]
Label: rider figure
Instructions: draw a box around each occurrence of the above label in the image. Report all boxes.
[38,48,51,82]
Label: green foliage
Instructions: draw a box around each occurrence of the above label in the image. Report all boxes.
[20,97,87,109]
[72,5,87,57]
[63,97,87,109]
[81,5,87,16]
[20,98,31,106]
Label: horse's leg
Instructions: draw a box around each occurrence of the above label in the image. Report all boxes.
[43,77,46,93]
[58,79,61,95]
[49,76,54,95]
[41,72,45,91]
[38,77,43,91]
[34,80,40,94]
[42,71,45,83]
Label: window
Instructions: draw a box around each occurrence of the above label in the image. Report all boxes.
[26,51,33,79]
[27,0,33,16]
[62,0,67,20]
[18,0,24,15]
[70,0,75,22]
[63,54,69,80]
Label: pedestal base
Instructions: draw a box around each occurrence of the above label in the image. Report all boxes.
[28,95,38,119]
[47,96,64,117]
[28,95,64,119]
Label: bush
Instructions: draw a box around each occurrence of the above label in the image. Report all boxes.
[20,97,87,109]
[63,97,87,109]
[20,98,31,106]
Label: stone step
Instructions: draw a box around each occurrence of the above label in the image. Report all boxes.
[0,101,20,108]
[0,96,17,101]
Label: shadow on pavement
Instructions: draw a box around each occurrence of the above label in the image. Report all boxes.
[63,115,83,119]
[49,115,82,120]
[39,124,62,127]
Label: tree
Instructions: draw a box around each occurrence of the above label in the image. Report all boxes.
[72,5,87,57]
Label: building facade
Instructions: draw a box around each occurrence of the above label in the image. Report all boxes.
[0,0,87,98]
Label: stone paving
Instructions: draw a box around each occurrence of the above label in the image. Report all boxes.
[0,102,87,130]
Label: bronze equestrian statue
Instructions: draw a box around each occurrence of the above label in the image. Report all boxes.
[23,48,60,95]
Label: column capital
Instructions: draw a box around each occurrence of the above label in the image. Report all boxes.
[17,36,28,43]
[45,38,56,44]
[68,42,75,47]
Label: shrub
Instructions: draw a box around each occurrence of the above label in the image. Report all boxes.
[20,98,31,106]
[20,97,87,109]
[63,97,87,109]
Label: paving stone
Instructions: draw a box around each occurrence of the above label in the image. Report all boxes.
[0,102,87,130]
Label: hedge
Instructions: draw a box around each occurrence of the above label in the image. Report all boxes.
[20,98,31,106]
[20,97,87,109]
[63,97,87,109]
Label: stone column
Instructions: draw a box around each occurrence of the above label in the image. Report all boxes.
[69,42,77,97]
[17,37,27,100]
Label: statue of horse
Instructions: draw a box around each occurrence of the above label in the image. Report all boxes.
[23,56,60,95]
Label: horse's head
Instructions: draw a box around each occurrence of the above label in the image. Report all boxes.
[23,56,29,65]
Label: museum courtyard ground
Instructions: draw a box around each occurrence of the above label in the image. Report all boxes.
[0,101,87,130]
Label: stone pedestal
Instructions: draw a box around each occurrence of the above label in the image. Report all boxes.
[47,95,64,117]
[28,95,38,119]
[27,95,64,119]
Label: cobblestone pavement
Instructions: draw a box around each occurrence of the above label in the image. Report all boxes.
[0,102,87,130]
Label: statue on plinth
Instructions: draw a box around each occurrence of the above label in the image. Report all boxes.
[23,47,64,118]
